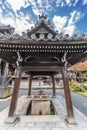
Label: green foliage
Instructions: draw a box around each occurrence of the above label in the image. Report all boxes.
[70,81,87,92]
[7,87,11,95]
[79,92,87,96]
[0,87,12,98]
[70,81,81,91]
[80,83,87,90]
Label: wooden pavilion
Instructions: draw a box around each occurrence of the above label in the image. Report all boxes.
[0,14,87,123]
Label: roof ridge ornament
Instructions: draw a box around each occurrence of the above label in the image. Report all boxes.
[39,13,47,21]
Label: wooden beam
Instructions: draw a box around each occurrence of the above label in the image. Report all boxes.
[62,67,75,123]
[22,62,63,66]
[8,67,21,117]
[22,66,62,72]
[29,71,57,76]
[28,75,32,96]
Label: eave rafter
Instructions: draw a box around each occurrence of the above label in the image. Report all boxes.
[0,52,17,64]
[67,52,87,66]
[0,41,87,54]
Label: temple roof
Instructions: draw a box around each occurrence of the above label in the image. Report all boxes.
[0,14,87,70]
[0,14,87,42]
[0,25,15,34]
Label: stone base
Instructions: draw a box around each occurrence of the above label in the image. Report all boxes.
[52,95,56,98]
[31,100,50,115]
[5,116,18,124]
[65,116,77,124]
[27,95,32,98]
[20,115,61,123]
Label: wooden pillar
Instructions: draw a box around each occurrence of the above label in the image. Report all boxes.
[1,61,6,76]
[28,74,32,96]
[8,66,21,117]
[0,59,1,75]
[62,67,75,123]
[2,63,9,87]
[0,62,9,98]
[51,74,56,97]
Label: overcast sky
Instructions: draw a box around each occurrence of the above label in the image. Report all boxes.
[0,0,87,36]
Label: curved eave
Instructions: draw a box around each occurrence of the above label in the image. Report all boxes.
[0,39,87,66]
[0,52,17,64]
[67,53,87,66]
[0,39,87,44]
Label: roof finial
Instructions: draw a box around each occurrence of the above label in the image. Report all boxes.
[39,13,47,21]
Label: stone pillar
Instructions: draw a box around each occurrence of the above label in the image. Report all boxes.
[8,67,21,119]
[51,74,56,97]
[62,67,75,124]
[28,74,32,96]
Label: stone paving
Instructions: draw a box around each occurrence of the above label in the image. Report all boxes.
[0,95,87,130]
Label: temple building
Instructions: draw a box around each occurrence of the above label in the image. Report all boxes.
[0,14,87,123]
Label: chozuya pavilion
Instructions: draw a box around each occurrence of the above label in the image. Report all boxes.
[0,14,87,124]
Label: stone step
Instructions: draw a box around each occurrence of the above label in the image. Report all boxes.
[20,115,61,124]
